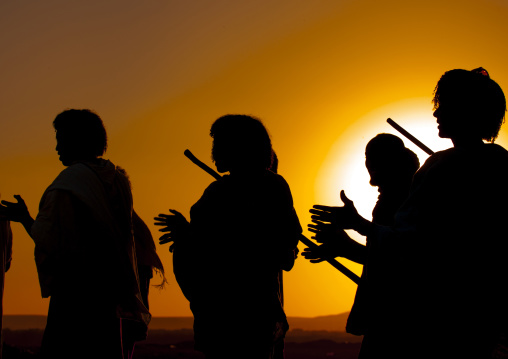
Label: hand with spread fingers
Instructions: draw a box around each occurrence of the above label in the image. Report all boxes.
[304,220,366,264]
[308,218,344,244]
[310,190,372,236]
[0,195,30,221]
[0,195,35,237]
[301,243,335,263]
[154,209,190,252]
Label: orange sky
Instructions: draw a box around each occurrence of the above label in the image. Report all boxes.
[1,0,508,318]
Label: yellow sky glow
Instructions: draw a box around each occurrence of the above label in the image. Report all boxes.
[1,0,508,318]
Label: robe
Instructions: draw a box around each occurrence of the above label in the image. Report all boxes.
[173,170,301,358]
[31,159,150,359]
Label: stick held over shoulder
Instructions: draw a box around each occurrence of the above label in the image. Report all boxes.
[184,149,222,181]
[387,118,434,155]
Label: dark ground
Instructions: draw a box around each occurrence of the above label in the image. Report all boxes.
[2,329,362,359]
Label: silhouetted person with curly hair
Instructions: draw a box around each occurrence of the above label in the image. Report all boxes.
[156,115,301,359]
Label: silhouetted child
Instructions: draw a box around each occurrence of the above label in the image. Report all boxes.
[156,115,302,359]
[310,68,508,358]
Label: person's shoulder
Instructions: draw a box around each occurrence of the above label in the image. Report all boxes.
[262,171,296,203]
[429,147,458,161]
[46,161,106,198]
[264,169,287,182]
[414,148,459,182]
[199,175,229,196]
[51,162,92,186]
[485,143,508,157]
[421,147,470,169]
[208,174,229,187]
[259,170,289,188]
[481,144,508,172]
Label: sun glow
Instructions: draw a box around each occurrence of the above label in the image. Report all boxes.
[314,98,454,244]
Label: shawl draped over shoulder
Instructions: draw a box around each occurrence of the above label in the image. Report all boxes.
[31,159,150,329]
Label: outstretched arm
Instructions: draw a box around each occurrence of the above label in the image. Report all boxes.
[310,190,373,236]
[154,209,190,252]
[304,221,367,264]
[0,195,35,239]
[302,242,365,265]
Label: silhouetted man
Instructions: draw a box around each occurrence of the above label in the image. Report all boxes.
[310,68,508,358]
[156,115,302,359]
[0,109,155,359]
[303,134,419,357]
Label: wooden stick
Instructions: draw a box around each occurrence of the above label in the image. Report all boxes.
[387,118,435,155]
[184,149,222,181]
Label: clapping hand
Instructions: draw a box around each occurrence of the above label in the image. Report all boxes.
[307,190,369,263]
[154,209,190,252]
[302,243,337,263]
[304,222,360,262]
[0,195,30,222]
[308,219,347,244]
[310,190,362,229]
[310,190,372,237]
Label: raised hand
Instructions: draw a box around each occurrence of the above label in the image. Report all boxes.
[310,190,371,235]
[0,195,30,222]
[301,243,336,263]
[308,219,345,244]
[154,209,190,252]
[0,195,35,238]
[306,222,366,263]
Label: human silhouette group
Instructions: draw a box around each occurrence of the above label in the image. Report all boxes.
[1,67,507,359]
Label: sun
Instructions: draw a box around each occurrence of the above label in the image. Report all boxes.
[314,97,454,244]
